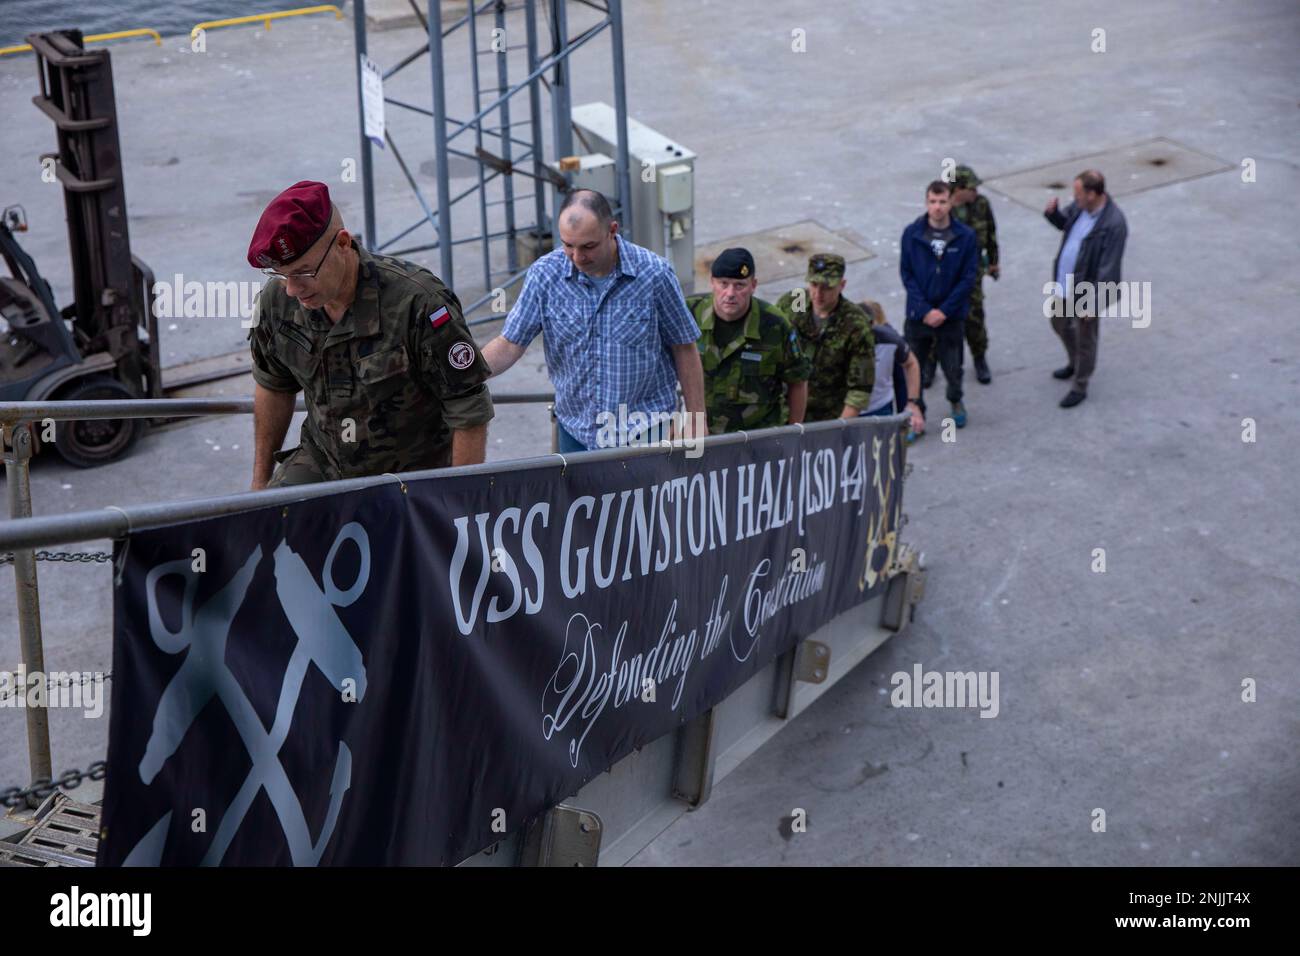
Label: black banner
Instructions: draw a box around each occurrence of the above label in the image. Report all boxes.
[100,421,905,866]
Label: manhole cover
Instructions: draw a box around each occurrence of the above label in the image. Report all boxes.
[694,220,874,289]
[980,138,1233,210]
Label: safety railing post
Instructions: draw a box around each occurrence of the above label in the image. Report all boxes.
[2,421,53,798]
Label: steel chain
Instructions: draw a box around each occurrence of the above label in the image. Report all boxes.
[0,550,113,567]
[0,760,107,810]
[0,670,111,705]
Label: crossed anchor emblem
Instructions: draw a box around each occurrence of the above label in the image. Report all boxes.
[860,432,901,592]
[123,523,370,866]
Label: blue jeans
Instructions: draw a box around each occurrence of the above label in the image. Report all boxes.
[860,403,896,418]
[558,418,672,453]
[557,423,588,453]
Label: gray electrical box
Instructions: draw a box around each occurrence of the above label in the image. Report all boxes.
[569,102,697,293]
[547,152,617,201]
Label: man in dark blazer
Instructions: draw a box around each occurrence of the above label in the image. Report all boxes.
[1043,169,1128,407]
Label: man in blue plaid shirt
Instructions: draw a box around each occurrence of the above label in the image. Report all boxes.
[482,190,706,452]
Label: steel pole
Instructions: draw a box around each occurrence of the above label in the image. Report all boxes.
[353,0,377,248]
[549,0,573,248]
[428,0,456,283]
[607,0,633,237]
[467,6,493,291]
[3,423,52,792]
[523,0,548,235]
[494,0,518,273]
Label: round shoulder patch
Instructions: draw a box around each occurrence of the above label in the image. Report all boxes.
[448,341,476,370]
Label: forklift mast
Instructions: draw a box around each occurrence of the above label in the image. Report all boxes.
[28,29,159,399]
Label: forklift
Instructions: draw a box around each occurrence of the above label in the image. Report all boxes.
[0,30,244,468]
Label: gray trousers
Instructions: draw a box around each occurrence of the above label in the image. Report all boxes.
[1050,299,1100,393]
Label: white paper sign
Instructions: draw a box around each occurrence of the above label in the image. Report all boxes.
[360,54,385,149]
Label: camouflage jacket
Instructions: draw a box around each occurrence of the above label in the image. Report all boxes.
[774,291,875,422]
[687,294,810,434]
[954,193,999,275]
[249,241,494,479]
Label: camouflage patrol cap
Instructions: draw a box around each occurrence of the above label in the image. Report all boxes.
[954,165,982,188]
[806,253,845,286]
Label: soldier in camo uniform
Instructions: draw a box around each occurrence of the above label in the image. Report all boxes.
[687,247,810,434]
[246,181,493,488]
[774,253,875,422]
[951,164,1000,384]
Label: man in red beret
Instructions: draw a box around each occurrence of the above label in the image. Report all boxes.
[246,181,493,487]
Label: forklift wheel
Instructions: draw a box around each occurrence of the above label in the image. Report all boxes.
[52,376,142,468]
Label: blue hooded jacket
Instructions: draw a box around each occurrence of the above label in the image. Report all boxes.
[899,213,979,324]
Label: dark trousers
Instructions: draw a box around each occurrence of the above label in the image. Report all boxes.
[267,445,325,487]
[1049,300,1100,393]
[906,318,964,405]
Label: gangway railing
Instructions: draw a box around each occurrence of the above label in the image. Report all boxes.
[0,391,556,797]
[2,404,921,866]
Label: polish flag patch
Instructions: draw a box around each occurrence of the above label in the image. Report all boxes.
[429,306,451,329]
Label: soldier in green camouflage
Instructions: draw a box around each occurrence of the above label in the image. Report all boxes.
[246,181,493,488]
[687,247,810,434]
[774,253,875,422]
[951,164,999,384]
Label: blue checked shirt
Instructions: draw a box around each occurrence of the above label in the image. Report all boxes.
[502,235,700,448]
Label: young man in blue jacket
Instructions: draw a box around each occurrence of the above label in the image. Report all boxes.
[899,180,979,428]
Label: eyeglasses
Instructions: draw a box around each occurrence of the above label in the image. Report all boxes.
[260,230,343,281]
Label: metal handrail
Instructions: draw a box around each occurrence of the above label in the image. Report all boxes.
[0,29,164,57]
[0,405,905,801]
[0,415,907,550]
[0,388,562,793]
[190,5,344,39]
[0,392,556,424]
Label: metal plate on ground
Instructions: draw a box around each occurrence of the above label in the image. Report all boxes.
[0,791,100,867]
[694,220,875,289]
[981,138,1233,210]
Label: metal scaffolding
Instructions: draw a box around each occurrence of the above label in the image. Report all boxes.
[351,0,632,321]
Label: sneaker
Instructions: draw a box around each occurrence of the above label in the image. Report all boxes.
[1052,365,1075,380]
[905,429,922,444]
[1059,390,1086,408]
[952,402,967,428]
[974,355,992,384]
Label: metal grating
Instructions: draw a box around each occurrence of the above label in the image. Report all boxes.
[0,791,100,867]
[981,137,1234,210]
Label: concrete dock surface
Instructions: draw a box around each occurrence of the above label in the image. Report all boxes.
[1,0,1298,864]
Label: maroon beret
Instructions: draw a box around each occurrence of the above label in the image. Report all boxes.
[247,181,334,269]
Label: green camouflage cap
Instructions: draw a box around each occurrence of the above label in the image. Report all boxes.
[954,165,981,188]
[806,252,846,286]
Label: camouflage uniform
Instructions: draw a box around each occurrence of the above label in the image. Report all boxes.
[774,254,875,422]
[952,166,998,360]
[249,240,494,485]
[687,294,811,434]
